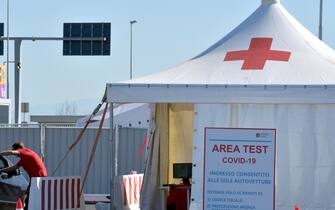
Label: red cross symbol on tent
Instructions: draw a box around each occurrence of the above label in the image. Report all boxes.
[224,38,291,70]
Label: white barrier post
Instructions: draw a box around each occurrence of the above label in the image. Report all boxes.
[28,176,86,210]
[120,174,143,210]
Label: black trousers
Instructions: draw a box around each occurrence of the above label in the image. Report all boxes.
[24,182,31,210]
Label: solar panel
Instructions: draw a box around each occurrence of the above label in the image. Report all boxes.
[63,23,110,56]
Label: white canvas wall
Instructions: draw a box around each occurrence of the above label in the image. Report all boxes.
[191,104,335,210]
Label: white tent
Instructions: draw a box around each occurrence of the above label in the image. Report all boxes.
[107,0,335,209]
[76,103,150,128]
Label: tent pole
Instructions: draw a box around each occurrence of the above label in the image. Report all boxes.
[114,124,120,207]
[109,102,115,210]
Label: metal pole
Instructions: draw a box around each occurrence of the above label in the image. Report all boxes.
[0,37,105,41]
[130,20,137,80]
[6,0,9,99]
[0,36,105,123]
[319,0,323,40]
[40,123,46,162]
[114,125,119,208]
[130,23,133,79]
[14,39,22,124]
[109,102,115,210]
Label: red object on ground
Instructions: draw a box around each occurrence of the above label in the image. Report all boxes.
[16,198,24,210]
[294,205,300,210]
[224,37,291,70]
[17,148,48,177]
[166,184,191,210]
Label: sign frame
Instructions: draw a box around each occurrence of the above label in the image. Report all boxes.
[203,127,276,210]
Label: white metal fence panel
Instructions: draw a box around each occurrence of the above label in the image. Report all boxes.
[118,128,147,175]
[0,126,41,153]
[0,125,41,178]
[45,127,112,194]
[0,125,147,194]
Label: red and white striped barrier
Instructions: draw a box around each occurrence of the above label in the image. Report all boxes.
[16,198,23,210]
[28,176,85,210]
[121,173,143,210]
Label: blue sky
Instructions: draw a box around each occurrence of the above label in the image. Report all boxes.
[1,0,335,116]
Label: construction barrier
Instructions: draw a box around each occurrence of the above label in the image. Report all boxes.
[121,173,143,210]
[28,176,85,210]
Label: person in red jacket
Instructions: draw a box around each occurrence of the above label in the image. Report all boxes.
[0,142,48,210]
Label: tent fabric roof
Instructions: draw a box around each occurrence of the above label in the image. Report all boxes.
[107,1,335,103]
[262,0,280,4]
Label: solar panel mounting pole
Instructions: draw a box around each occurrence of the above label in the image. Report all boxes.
[14,39,22,124]
[0,36,106,124]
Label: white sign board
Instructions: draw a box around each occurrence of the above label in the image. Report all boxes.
[203,128,276,210]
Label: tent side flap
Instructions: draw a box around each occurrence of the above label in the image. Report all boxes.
[107,84,335,104]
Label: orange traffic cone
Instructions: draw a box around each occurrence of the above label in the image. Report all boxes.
[16,198,24,210]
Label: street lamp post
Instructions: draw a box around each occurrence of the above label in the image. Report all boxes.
[130,20,137,80]
[319,0,323,40]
